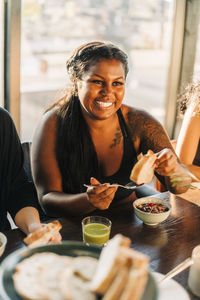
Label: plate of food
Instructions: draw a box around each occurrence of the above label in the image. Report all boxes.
[0,235,158,300]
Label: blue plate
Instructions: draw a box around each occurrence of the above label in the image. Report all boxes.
[0,241,158,300]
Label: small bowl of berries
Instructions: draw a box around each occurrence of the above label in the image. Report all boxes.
[133,197,171,226]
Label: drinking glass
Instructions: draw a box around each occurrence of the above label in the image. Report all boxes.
[82,216,112,246]
[188,245,200,297]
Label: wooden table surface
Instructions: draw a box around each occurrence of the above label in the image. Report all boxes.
[1,192,200,300]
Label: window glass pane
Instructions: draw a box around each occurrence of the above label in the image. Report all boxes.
[193,23,200,81]
[20,0,175,141]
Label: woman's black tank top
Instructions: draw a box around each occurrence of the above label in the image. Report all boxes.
[100,109,137,202]
[193,140,200,166]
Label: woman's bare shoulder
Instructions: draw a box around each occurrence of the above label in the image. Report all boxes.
[121,104,160,128]
[42,108,58,123]
[37,109,59,131]
[121,104,171,152]
[32,109,59,144]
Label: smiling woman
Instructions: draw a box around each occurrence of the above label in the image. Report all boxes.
[31,41,191,218]
[77,59,125,121]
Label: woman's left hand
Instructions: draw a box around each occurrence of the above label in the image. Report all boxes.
[154,148,181,177]
[28,222,62,244]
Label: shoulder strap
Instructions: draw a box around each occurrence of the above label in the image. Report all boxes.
[117,108,138,158]
[117,109,131,141]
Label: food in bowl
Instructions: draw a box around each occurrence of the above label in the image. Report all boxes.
[133,197,171,226]
[0,232,7,257]
[136,202,169,213]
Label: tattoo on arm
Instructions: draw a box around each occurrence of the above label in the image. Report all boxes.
[110,127,122,148]
[127,110,173,153]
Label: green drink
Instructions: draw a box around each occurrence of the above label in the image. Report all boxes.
[82,216,112,246]
[83,223,110,245]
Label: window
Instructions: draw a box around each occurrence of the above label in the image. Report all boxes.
[193,22,200,81]
[20,0,175,140]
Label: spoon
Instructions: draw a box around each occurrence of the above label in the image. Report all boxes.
[159,257,193,284]
[83,182,137,190]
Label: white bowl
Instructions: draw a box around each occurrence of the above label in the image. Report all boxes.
[133,197,171,226]
[0,232,7,257]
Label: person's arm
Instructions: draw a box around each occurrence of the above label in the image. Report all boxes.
[31,110,101,217]
[14,207,62,242]
[0,108,43,231]
[14,207,41,235]
[176,105,200,179]
[127,108,190,194]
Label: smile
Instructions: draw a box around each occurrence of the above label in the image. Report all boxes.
[95,101,113,108]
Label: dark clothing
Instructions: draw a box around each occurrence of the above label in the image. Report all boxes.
[193,140,200,166]
[57,103,158,202]
[101,109,137,201]
[101,109,157,202]
[0,108,39,231]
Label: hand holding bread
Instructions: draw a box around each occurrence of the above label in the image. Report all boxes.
[154,148,182,176]
[130,148,186,185]
[23,220,62,247]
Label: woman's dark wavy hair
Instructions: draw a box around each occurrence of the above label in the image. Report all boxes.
[55,41,129,193]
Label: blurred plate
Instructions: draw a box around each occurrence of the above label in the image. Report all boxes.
[153,272,190,300]
[0,241,158,300]
[190,182,200,190]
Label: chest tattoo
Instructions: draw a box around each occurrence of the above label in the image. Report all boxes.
[110,127,122,148]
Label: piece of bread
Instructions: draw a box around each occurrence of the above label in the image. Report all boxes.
[23,220,62,247]
[40,254,73,300]
[119,247,149,300]
[60,257,98,300]
[90,234,131,295]
[119,247,149,270]
[102,266,129,300]
[101,246,149,300]
[91,234,149,300]
[130,150,157,185]
[71,256,98,281]
[119,268,148,300]
[13,253,97,300]
[13,252,71,300]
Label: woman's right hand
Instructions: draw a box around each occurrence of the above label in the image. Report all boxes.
[86,177,118,210]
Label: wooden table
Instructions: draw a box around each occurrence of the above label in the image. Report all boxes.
[1,192,200,300]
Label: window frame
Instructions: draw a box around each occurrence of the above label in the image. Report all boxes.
[4,0,21,134]
[5,0,199,138]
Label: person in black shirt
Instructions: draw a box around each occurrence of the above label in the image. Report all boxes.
[31,41,191,218]
[0,107,43,234]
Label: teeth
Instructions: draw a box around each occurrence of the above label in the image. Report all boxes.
[96,101,113,107]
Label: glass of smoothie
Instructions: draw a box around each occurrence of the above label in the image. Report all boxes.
[82,216,112,246]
